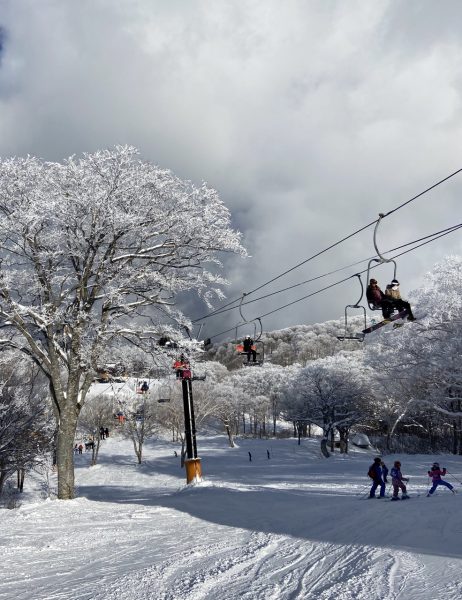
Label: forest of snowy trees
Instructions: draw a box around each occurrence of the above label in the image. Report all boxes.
[0,146,461,504]
[2,254,461,502]
[198,256,462,455]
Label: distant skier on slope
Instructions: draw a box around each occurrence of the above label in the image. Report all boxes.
[368,457,386,498]
[427,463,456,497]
[390,461,409,501]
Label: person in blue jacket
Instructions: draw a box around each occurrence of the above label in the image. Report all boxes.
[368,457,386,498]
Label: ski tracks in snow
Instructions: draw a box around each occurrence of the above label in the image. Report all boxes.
[90,529,441,600]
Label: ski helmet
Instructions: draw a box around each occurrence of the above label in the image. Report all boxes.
[432,462,439,468]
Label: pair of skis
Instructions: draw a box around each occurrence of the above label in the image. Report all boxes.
[362,309,409,335]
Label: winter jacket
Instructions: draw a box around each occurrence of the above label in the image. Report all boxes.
[368,463,383,481]
[390,466,404,483]
[366,285,384,307]
[385,285,402,300]
[243,338,254,352]
[428,467,446,482]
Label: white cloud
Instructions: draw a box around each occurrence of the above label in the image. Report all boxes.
[0,0,461,338]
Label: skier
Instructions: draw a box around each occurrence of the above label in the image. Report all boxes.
[390,460,409,501]
[368,457,386,498]
[385,279,416,321]
[427,462,456,497]
[242,335,257,363]
[140,381,149,393]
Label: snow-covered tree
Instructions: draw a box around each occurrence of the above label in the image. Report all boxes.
[364,256,462,452]
[120,390,161,464]
[211,381,244,447]
[0,146,245,498]
[0,352,53,495]
[77,392,115,465]
[286,353,371,454]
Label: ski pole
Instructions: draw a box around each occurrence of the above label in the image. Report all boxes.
[446,471,462,485]
[358,480,371,497]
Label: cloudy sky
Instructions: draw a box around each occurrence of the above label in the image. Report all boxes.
[0,0,461,340]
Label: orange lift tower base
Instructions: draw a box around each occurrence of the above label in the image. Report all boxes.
[181,372,202,484]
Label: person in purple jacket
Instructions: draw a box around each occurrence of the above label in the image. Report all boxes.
[427,462,456,496]
[390,461,409,501]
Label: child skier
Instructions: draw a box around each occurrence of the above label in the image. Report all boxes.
[390,460,409,501]
[427,463,456,497]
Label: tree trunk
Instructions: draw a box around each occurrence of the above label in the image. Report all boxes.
[56,405,80,500]
[320,438,330,458]
[133,440,143,464]
[458,417,462,456]
[0,469,8,495]
[17,468,25,492]
[91,438,101,466]
[225,424,235,448]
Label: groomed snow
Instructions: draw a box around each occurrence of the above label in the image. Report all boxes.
[1,434,462,600]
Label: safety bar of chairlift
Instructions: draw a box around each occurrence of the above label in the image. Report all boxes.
[337,303,367,342]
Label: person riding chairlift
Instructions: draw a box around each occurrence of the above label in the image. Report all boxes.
[173,354,189,378]
[366,278,415,321]
[385,279,416,321]
[242,335,257,363]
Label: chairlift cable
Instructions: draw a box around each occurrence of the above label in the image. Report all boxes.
[382,167,462,218]
[193,168,462,324]
[205,222,462,340]
[202,223,462,320]
[257,224,462,321]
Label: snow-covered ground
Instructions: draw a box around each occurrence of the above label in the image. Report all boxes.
[1,434,462,600]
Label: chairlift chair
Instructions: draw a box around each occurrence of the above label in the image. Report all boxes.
[366,214,398,312]
[337,274,366,342]
[234,311,265,366]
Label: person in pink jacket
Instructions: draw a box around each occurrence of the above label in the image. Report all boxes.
[427,462,455,496]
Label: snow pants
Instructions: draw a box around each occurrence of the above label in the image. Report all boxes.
[370,479,385,497]
[428,479,453,495]
[245,350,257,362]
[392,480,407,498]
